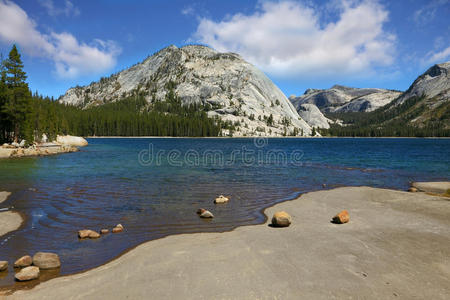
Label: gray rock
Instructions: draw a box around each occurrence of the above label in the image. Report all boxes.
[15,266,40,281]
[59,45,312,137]
[290,85,401,113]
[296,104,331,129]
[200,210,214,218]
[32,252,61,269]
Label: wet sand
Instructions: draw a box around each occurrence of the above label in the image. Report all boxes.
[5,186,450,299]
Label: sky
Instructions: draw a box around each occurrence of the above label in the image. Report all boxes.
[0,0,449,99]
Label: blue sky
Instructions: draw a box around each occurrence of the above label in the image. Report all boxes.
[0,0,449,99]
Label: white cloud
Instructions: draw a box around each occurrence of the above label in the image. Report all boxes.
[425,47,450,65]
[0,0,120,78]
[38,0,80,17]
[181,6,195,16]
[193,0,395,78]
[413,0,449,26]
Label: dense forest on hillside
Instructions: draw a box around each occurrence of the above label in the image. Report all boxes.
[0,46,221,144]
[322,95,450,137]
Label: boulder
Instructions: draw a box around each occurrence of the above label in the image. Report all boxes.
[408,187,418,192]
[200,210,214,218]
[15,266,40,281]
[32,252,60,269]
[112,226,123,233]
[214,195,229,204]
[56,135,88,147]
[78,229,100,239]
[271,211,292,227]
[14,255,32,268]
[332,210,350,224]
[100,229,109,234]
[0,261,8,271]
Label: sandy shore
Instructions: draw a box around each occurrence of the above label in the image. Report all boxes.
[0,192,23,237]
[5,186,449,299]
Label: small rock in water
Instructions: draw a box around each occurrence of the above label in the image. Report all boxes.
[14,255,32,268]
[214,195,229,204]
[78,229,101,239]
[15,266,40,281]
[32,252,60,269]
[196,208,206,215]
[0,261,8,271]
[200,210,214,218]
[100,229,109,234]
[408,187,418,192]
[332,210,350,224]
[116,224,124,229]
[112,226,123,233]
[271,211,292,227]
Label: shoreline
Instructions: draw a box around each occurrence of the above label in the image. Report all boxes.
[86,136,450,139]
[0,191,24,237]
[4,185,450,299]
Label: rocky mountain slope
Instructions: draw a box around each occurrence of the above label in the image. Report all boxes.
[289,85,401,113]
[59,45,312,137]
[325,61,450,136]
[296,104,332,129]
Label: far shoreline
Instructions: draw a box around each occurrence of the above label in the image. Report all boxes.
[86,136,450,139]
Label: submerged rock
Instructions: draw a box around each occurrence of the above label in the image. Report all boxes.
[14,255,32,268]
[100,229,109,234]
[200,210,214,218]
[332,210,350,224]
[32,252,61,269]
[271,211,292,227]
[214,195,229,204]
[196,208,206,215]
[0,261,8,271]
[408,187,418,192]
[15,266,40,281]
[78,229,101,239]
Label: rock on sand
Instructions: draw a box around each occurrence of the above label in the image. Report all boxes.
[14,255,32,268]
[0,261,8,271]
[332,210,350,224]
[15,266,40,281]
[271,211,292,227]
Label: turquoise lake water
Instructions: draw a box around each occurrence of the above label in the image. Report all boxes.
[0,138,449,287]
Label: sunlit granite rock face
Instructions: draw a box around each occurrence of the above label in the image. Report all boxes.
[289,85,401,113]
[59,45,312,136]
[296,104,332,129]
[395,62,450,105]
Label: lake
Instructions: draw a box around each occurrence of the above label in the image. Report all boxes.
[0,137,449,287]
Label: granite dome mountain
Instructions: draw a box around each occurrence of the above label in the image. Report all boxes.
[59,45,312,136]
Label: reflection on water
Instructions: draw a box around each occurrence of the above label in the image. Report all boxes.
[0,137,449,288]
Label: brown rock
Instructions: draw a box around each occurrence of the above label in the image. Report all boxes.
[32,252,60,269]
[15,266,40,281]
[332,210,350,224]
[408,187,418,192]
[100,229,109,234]
[200,210,214,218]
[78,229,100,239]
[196,208,206,215]
[112,226,123,233]
[14,255,32,268]
[116,224,124,229]
[0,261,8,271]
[271,211,292,227]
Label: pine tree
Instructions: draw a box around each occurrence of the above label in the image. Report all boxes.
[2,45,34,143]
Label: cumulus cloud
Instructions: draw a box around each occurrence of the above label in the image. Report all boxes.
[0,0,120,78]
[38,0,80,17]
[193,0,395,78]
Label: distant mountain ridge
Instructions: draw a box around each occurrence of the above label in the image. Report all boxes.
[59,45,312,137]
[289,85,402,113]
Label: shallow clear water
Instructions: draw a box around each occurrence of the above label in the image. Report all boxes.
[0,138,449,287]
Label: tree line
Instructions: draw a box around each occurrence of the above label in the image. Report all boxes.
[0,45,221,145]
